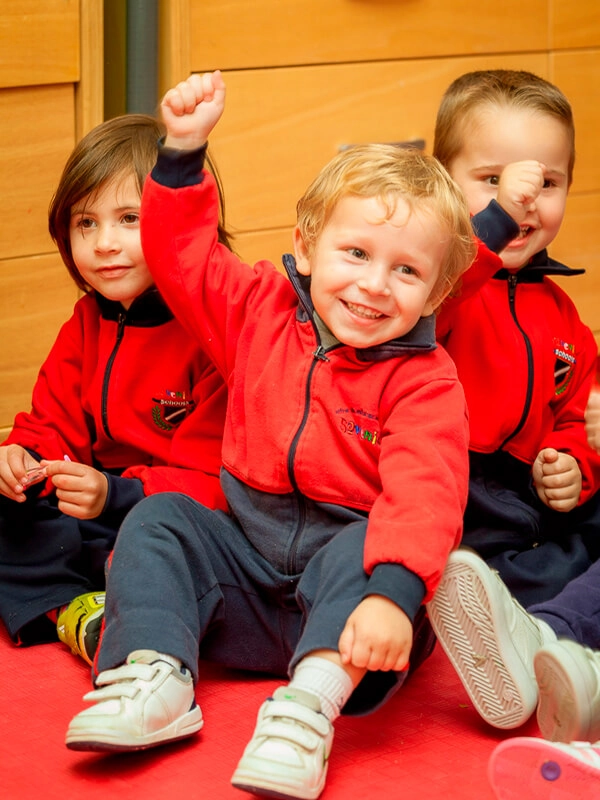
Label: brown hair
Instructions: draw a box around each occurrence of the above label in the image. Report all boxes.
[48,114,233,292]
[433,69,575,185]
[296,143,476,308]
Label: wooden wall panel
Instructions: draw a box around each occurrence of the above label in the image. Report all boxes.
[551,50,600,194]
[0,254,78,430]
[208,53,547,234]
[0,85,75,261]
[0,0,79,88]
[190,0,548,71]
[551,3,600,49]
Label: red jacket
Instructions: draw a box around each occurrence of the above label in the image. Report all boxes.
[438,246,600,503]
[4,289,227,511]
[140,156,470,601]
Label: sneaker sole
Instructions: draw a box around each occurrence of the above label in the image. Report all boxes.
[65,706,203,752]
[426,550,537,729]
[534,645,595,743]
[231,769,327,800]
[488,738,600,800]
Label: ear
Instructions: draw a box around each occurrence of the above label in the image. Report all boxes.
[293,226,312,276]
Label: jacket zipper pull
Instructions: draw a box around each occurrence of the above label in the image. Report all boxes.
[312,345,329,362]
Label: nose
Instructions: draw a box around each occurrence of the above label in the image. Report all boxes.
[357,264,391,296]
[94,222,121,253]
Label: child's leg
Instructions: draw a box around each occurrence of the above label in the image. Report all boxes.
[232,521,414,800]
[426,548,557,730]
[0,493,116,644]
[67,492,306,752]
[462,451,593,606]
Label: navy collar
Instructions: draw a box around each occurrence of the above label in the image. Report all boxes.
[94,288,174,326]
[493,249,585,283]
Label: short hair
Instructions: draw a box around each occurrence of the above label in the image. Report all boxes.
[433,70,575,185]
[296,143,476,307]
[49,114,233,292]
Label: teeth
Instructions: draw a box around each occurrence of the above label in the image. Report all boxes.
[346,301,382,319]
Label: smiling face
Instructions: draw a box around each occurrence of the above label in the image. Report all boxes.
[69,174,153,308]
[448,105,570,270]
[294,194,449,349]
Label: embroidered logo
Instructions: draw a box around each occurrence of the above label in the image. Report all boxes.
[336,406,381,446]
[151,389,195,431]
[553,339,576,396]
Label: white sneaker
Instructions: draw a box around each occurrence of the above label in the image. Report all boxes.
[66,650,203,751]
[488,737,600,800]
[231,687,333,800]
[535,639,600,744]
[426,548,556,729]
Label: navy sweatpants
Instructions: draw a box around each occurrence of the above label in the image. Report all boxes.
[0,492,120,643]
[97,491,435,715]
[462,451,600,607]
[529,558,600,648]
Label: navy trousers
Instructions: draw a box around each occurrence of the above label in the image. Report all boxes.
[462,451,600,607]
[0,491,122,643]
[97,491,435,715]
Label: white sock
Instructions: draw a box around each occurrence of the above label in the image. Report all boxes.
[287,656,355,722]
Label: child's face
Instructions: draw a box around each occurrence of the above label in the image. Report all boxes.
[294,194,448,349]
[448,106,570,270]
[69,174,153,308]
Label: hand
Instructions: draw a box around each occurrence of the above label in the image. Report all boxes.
[41,459,108,519]
[585,388,600,453]
[0,444,44,502]
[496,160,545,225]
[532,447,582,512]
[338,595,413,672]
[161,70,226,151]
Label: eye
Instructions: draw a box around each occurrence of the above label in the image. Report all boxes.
[75,216,95,230]
[396,265,416,276]
[542,178,556,189]
[485,175,500,186]
[121,212,140,225]
[347,247,367,260]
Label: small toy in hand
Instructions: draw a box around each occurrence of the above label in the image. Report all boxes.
[22,466,46,488]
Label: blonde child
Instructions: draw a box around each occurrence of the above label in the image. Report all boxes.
[65,71,476,800]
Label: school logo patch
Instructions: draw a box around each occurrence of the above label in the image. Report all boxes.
[151,389,195,431]
[553,338,576,396]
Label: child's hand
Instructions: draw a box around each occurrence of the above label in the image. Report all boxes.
[41,459,108,520]
[0,444,43,502]
[161,70,226,151]
[496,160,545,225]
[338,595,413,672]
[532,447,582,512]
[585,388,600,453]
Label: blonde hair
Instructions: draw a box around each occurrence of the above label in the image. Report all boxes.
[433,70,575,186]
[296,143,476,307]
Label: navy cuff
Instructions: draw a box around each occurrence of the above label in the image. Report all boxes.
[150,140,208,189]
[363,562,426,622]
[472,199,520,254]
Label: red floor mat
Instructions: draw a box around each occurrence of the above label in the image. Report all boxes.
[0,628,539,799]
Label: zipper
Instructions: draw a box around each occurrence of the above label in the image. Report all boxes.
[499,274,534,448]
[101,312,126,439]
[285,346,330,573]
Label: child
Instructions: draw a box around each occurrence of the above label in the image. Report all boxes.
[433,70,600,608]
[65,71,476,800]
[0,114,229,666]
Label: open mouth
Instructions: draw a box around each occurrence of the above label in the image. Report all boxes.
[517,225,533,239]
[344,300,384,320]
